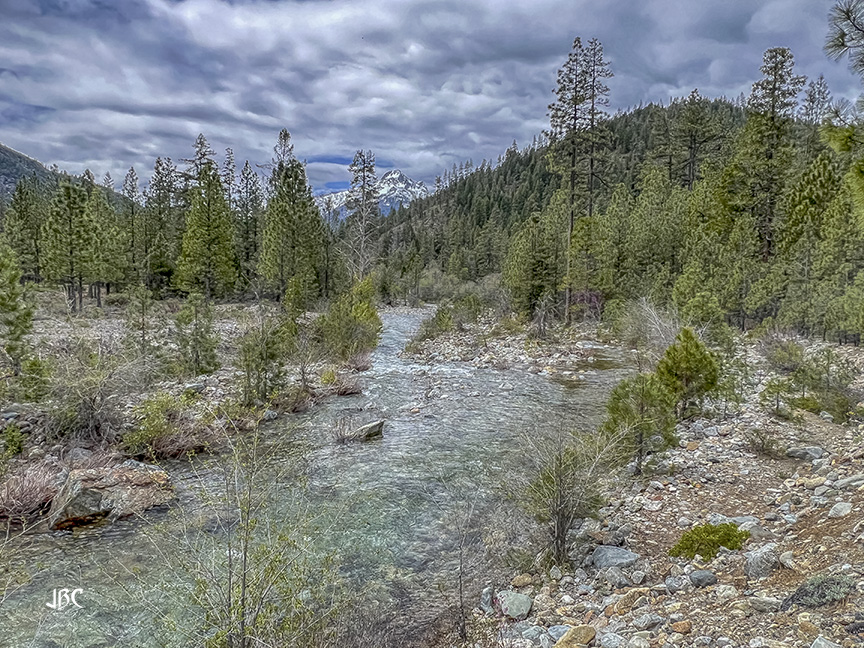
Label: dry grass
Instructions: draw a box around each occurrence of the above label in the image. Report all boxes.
[0,460,61,525]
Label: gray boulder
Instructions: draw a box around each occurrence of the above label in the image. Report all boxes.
[592,545,640,569]
[548,626,572,642]
[744,543,779,579]
[749,595,782,612]
[495,590,533,621]
[786,446,824,461]
[479,586,494,615]
[665,575,690,594]
[600,633,626,648]
[348,419,385,441]
[689,570,718,588]
[632,612,664,630]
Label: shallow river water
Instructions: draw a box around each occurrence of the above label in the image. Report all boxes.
[0,309,629,647]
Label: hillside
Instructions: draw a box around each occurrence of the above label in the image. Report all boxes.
[0,143,54,198]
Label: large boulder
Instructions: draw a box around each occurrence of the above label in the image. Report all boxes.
[495,590,533,620]
[348,420,385,441]
[744,543,779,580]
[592,545,640,569]
[786,446,824,461]
[48,460,174,530]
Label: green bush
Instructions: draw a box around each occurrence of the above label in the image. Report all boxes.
[320,367,337,385]
[450,294,483,328]
[318,278,382,363]
[125,391,207,458]
[174,292,219,376]
[656,327,719,418]
[763,339,805,373]
[781,574,856,610]
[669,523,750,560]
[2,422,23,460]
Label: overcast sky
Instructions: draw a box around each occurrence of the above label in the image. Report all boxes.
[1,0,862,193]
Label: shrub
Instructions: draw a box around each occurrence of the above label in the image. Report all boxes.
[318,278,382,362]
[669,523,750,561]
[763,339,805,373]
[0,460,59,525]
[656,327,719,418]
[744,428,784,458]
[238,311,293,405]
[174,292,219,376]
[1,423,23,460]
[320,367,337,385]
[780,574,856,610]
[601,372,676,475]
[125,391,212,458]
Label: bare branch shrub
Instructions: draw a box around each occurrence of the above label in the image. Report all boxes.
[0,459,60,525]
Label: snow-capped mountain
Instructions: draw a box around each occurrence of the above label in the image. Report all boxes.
[315,169,429,217]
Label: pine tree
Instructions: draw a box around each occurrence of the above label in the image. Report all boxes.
[125,284,157,356]
[42,181,95,312]
[121,167,142,283]
[235,161,264,290]
[344,150,379,279]
[655,327,719,417]
[0,243,33,376]
[176,161,237,298]
[601,372,676,475]
[676,89,720,190]
[4,175,47,282]
[258,134,322,301]
[85,187,126,305]
[826,1,864,78]
[175,292,219,375]
[142,157,180,289]
[547,37,588,319]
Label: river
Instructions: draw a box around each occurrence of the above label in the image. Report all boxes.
[0,308,629,647]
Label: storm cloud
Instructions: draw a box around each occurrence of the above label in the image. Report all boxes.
[1,0,861,192]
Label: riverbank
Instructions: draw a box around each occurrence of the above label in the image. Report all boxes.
[407,314,864,648]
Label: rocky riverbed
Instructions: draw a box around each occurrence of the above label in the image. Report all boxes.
[420,320,864,648]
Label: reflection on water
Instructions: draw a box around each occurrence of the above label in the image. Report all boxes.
[0,309,629,647]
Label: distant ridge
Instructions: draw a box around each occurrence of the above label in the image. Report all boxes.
[0,142,54,198]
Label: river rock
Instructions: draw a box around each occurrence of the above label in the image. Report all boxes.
[835,473,864,489]
[745,544,779,579]
[632,612,664,630]
[689,570,718,588]
[665,575,690,594]
[555,625,595,646]
[811,638,841,648]
[480,586,494,614]
[828,502,852,518]
[349,419,385,441]
[592,545,640,569]
[786,446,824,461]
[548,626,572,642]
[749,595,782,612]
[48,460,173,530]
[496,590,533,620]
[599,632,626,648]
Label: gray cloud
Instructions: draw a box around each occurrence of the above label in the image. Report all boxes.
[0,0,860,192]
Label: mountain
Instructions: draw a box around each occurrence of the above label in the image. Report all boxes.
[0,143,55,198]
[315,169,429,217]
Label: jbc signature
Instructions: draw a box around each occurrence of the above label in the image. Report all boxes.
[46,588,83,611]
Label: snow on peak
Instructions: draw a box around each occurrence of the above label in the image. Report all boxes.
[315,169,428,216]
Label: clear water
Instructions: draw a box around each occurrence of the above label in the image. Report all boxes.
[0,309,629,647]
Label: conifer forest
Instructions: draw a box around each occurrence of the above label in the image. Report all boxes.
[3,2,864,648]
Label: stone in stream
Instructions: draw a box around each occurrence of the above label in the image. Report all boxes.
[348,419,385,441]
[592,545,640,569]
[495,590,533,620]
[48,460,174,530]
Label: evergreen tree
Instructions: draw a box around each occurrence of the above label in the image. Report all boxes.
[258,133,322,301]
[676,89,720,190]
[176,161,237,298]
[175,292,219,375]
[344,150,379,279]
[142,157,180,289]
[235,160,264,289]
[826,0,864,78]
[85,187,126,305]
[121,167,141,282]
[655,327,719,417]
[601,373,676,475]
[4,175,47,282]
[0,243,33,376]
[42,181,95,312]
